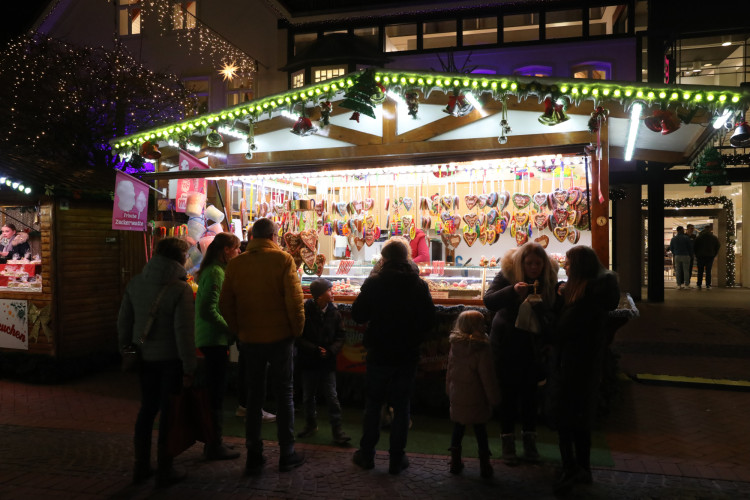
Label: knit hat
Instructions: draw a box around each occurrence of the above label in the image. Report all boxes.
[310,278,333,299]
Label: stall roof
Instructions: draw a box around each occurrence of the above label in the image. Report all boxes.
[110,69,749,177]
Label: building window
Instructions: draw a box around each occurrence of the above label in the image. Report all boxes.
[226,74,254,107]
[183,76,209,115]
[353,27,380,50]
[294,33,317,57]
[172,1,197,30]
[385,23,417,52]
[118,0,141,36]
[546,9,583,40]
[572,62,612,80]
[313,66,346,83]
[504,13,539,43]
[462,16,498,46]
[514,65,552,77]
[291,70,305,89]
[590,5,629,36]
[423,20,456,50]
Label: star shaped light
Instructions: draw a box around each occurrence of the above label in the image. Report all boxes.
[219,61,238,81]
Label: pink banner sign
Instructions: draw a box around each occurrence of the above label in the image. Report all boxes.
[112,171,150,231]
[175,150,209,213]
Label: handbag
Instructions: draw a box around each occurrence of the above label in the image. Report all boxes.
[166,386,217,457]
[120,281,177,372]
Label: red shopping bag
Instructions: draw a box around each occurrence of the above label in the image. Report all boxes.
[166,386,216,457]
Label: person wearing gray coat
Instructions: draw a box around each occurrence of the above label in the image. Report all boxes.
[118,237,197,488]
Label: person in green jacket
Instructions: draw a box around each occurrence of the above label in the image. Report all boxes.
[195,232,241,460]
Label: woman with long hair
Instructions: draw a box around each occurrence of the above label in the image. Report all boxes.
[552,245,620,495]
[195,232,241,460]
[483,242,558,465]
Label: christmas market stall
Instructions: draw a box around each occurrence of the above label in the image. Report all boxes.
[109,69,747,406]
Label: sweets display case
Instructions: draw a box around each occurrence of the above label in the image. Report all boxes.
[0,260,43,292]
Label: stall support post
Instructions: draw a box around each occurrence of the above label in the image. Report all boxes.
[590,123,610,268]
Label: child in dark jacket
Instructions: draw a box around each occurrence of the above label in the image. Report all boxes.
[446,310,501,478]
[296,278,351,445]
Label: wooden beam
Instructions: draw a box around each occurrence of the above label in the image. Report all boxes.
[610,146,686,163]
[590,123,610,267]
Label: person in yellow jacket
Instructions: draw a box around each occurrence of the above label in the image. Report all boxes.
[219,218,305,476]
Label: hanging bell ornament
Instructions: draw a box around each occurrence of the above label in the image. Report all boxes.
[178,135,188,150]
[370,83,387,104]
[644,109,680,135]
[538,98,570,126]
[405,92,419,119]
[206,128,224,148]
[140,141,161,160]
[730,121,750,147]
[291,116,317,136]
[498,119,512,144]
[444,93,473,117]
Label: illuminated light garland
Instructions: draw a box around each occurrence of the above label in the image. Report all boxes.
[641,196,736,286]
[109,69,750,153]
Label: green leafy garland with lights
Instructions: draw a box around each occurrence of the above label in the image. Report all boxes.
[110,69,750,155]
[641,196,735,286]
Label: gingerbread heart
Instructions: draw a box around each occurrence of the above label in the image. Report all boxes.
[512,193,531,210]
[441,232,462,250]
[373,226,381,240]
[553,227,569,242]
[441,211,453,223]
[365,228,376,246]
[548,214,557,230]
[350,235,365,251]
[365,214,375,229]
[335,202,347,218]
[514,212,530,226]
[364,198,375,211]
[547,193,558,210]
[534,214,548,230]
[464,194,479,210]
[515,229,529,246]
[419,197,429,211]
[421,216,431,230]
[463,230,478,247]
[486,192,499,208]
[553,188,569,206]
[314,201,325,216]
[454,195,460,210]
[300,247,316,268]
[284,231,301,254]
[567,228,580,244]
[384,198,390,211]
[497,212,510,234]
[567,210,577,225]
[314,254,326,276]
[554,208,569,226]
[486,208,499,225]
[259,202,269,217]
[535,235,549,248]
[486,228,498,245]
[477,194,488,209]
[498,191,510,211]
[463,213,479,227]
[402,197,414,211]
[402,215,413,229]
[479,227,488,245]
[354,218,364,234]
[441,195,453,211]
[567,188,582,206]
[532,192,548,210]
[353,200,364,214]
[300,229,318,251]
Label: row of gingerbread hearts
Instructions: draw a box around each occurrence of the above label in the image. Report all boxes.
[441,225,581,251]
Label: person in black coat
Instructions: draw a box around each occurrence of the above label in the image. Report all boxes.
[552,245,620,495]
[351,238,436,474]
[295,278,350,445]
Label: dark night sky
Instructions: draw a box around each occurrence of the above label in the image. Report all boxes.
[1,1,48,45]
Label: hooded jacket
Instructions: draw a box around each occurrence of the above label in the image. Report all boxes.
[117,254,196,374]
[445,331,501,424]
[409,229,430,263]
[2,231,30,259]
[296,298,345,371]
[352,259,436,366]
[219,238,304,344]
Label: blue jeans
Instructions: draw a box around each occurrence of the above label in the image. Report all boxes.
[674,254,691,286]
[301,369,342,427]
[239,338,296,457]
[359,361,417,459]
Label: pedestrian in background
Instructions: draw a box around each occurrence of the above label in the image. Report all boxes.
[669,226,693,289]
[694,226,720,289]
[686,224,697,287]
[445,310,500,478]
[296,278,350,445]
[552,245,620,495]
[117,237,196,488]
[483,242,558,466]
[351,238,436,474]
[195,232,241,461]
[219,218,306,475]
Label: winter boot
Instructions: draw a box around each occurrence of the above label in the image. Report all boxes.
[332,425,351,445]
[501,433,519,466]
[204,410,240,460]
[478,451,494,478]
[522,431,541,463]
[132,437,153,484]
[448,446,464,474]
[297,419,318,438]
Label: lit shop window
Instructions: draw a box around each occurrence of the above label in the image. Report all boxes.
[172,1,197,30]
[572,62,611,80]
[514,65,552,77]
[385,23,417,52]
[423,20,457,50]
[226,74,254,106]
[589,5,629,36]
[504,13,539,43]
[462,16,498,46]
[313,66,346,83]
[291,71,305,89]
[545,9,583,40]
[118,0,141,36]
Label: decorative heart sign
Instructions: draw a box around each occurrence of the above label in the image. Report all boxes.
[300,247,316,268]
[498,191,510,211]
[463,213,479,227]
[535,235,549,248]
[486,208,499,225]
[402,197,414,211]
[300,229,318,251]
[479,227,488,245]
[567,228,580,244]
[315,201,324,216]
[314,254,326,276]
[463,230,478,247]
[533,214,548,230]
[532,192,548,210]
[440,196,452,211]
[567,210,577,225]
[486,228,498,244]
[554,208,569,226]
[441,232,462,250]
[365,214,375,229]
[353,200,363,214]
[512,193,531,210]
[365,229,376,246]
[348,218,357,235]
[402,215,413,229]
[351,235,365,251]
[354,218,364,234]
[567,188,582,206]
[284,232,301,254]
[553,227,569,242]
[477,194,488,209]
[346,202,356,215]
[553,188,569,206]
[336,202,347,218]
[515,229,529,246]
[465,194,479,210]
[487,192,499,208]
[497,213,510,234]
[373,226,381,240]
[547,193,558,210]
[441,211,453,223]
[514,212,530,226]
[364,198,375,211]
